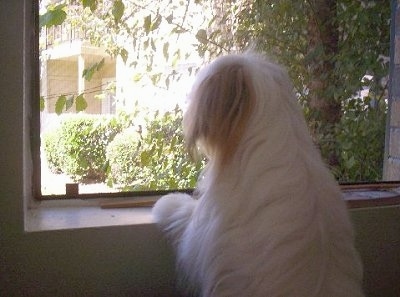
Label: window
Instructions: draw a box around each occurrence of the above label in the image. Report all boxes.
[38,0,210,198]
[35,0,400,205]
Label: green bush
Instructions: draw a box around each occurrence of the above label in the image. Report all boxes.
[42,126,65,174]
[333,96,387,182]
[106,107,204,191]
[140,107,204,190]
[42,108,203,189]
[106,127,151,188]
[42,114,122,183]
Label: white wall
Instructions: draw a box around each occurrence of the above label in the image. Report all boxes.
[0,2,399,297]
[0,2,180,296]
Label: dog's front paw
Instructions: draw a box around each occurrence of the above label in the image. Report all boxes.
[152,193,196,241]
[152,192,195,224]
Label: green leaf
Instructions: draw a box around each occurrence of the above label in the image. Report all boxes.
[195,29,207,44]
[133,73,143,82]
[172,49,180,67]
[82,59,104,81]
[82,0,97,12]
[75,94,88,112]
[112,0,125,23]
[165,76,170,88]
[151,73,161,85]
[65,95,74,111]
[150,38,156,51]
[166,14,173,24]
[96,58,105,71]
[40,96,45,111]
[143,39,149,50]
[170,135,177,148]
[82,68,94,81]
[144,15,152,35]
[345,156,356,170]
[39,4,67,28]
[55,95,67,115]
[163,42,169,60]
[172,27,187,34]
[140,151,151,166]
[120,48,128,64]
[151,15,162,31]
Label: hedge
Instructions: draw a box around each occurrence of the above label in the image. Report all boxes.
[42,114,122,183]
[42,109,203,189]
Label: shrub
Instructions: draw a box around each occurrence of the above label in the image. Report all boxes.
[42,126,65,173]
[333,96,387,182]
[106,107,204,190]
[106,127,152,188]
[140,107,204,190]
[42,114,122,183]
[43,108,203,189]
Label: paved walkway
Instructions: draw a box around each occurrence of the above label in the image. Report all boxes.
[41,150,116,195]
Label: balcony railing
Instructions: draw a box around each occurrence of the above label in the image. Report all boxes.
[44,23,86,49]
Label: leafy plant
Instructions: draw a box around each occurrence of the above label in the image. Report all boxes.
[334,95,387,182]
[106,127,150,188]
[42,115,122,182]
[139,106,204,190]
[106,107,203,190]
[201,0,390,181]
[40,0,391,183]
[42,126,65,173]
[39,3,67,28]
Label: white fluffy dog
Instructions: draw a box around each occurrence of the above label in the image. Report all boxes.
[152,52,364,297]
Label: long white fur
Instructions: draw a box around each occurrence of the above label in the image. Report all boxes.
[152,52,364,297]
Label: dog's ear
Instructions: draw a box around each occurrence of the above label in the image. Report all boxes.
[184,62,255,168]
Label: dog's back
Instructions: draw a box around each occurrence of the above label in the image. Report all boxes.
[153,53,364,297]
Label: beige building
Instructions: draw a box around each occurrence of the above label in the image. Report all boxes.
[41,24,116,114]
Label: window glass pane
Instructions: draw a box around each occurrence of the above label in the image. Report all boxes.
[39,0,392,197]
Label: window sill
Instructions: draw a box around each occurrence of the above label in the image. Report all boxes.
[25,187,400,233]
[25,197,158,232]
[343,187,400,209]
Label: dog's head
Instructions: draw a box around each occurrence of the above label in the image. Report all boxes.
[183,54,257,169]
[183,52,303,173]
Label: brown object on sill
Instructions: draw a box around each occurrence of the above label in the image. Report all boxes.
[66,183,79,197]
